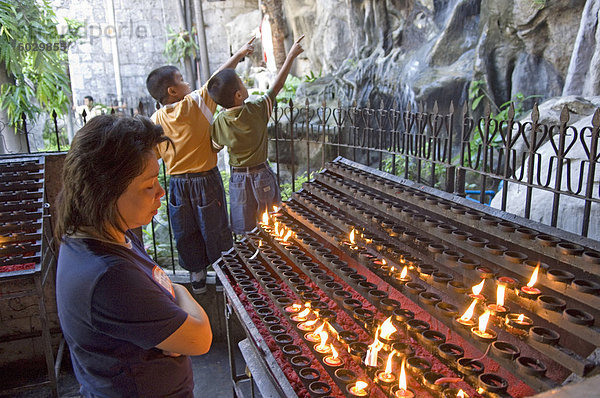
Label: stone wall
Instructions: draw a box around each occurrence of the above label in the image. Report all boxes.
[203,0,259,75]
[54,0,263,108]
[53,0,181,106]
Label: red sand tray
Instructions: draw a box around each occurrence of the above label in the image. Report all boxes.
[232,280,344,398]
[233,244,440,398]
[339,248,538,398]
[0,262,35,273]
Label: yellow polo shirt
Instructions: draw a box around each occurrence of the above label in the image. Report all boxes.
[151,86,217,175]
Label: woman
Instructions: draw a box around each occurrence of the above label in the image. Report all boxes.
[55,115,211,397]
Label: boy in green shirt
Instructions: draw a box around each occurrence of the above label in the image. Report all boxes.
[208,35,305,234]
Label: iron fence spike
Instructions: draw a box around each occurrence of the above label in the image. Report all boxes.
[560,104,570,124]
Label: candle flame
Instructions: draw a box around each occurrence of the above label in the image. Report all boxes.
[272,205,279,213]
[349,228,356,244]
[457,389,467,398]
[303,318,318,327]
[399,358,407,391]
[384,351,395,374]
[314,322,325,335]
[496,284,506,307]
[279,226,285,237]
[273,221,279,236]
[330,344,339,359]
[400,265,408,279]
[355,381,368,392]
[527,263,540,288]
[382,259,387,266]
[459,300,477,321]
[365,328,383,367]
[364,343,380,367]
[390,266,396,273]
[297,307,311,319]
[472,279,485,295]
[316,330,329,350]
[478,310,491,334]
[283,229,292,242]
[258,239,263,247]
[380,316,397,339]
[517,314,525,322]
[291,303,301,311]
[261,210,269,225]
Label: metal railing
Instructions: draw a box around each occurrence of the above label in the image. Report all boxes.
[3,97,598,272]
[270,99,599,239]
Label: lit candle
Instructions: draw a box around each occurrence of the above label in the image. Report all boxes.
[348,380,369,396]
[455,299,477,328]
[505,313,533,330]
[291,305,312,322]
[519,263,541,299]
[380,317,397,338]
[323,344,342,367]
[457,389,468,398]
[471,310,497,342]
[396,265,411,284]
[314,330,331,354]
[487,284,508,316]
[281,229,293,244]
[298,319,318,332]
[468,279,486,301]
[394,358,415,398]
[376,351,397,386]
[305,322,326,342]
[260,210,269,226]
[285,302,302,314]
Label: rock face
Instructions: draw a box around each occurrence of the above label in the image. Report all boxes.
[282,0,588,114]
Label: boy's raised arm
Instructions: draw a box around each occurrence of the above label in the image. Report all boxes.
[214,37,256,76]
[269,35,305,98]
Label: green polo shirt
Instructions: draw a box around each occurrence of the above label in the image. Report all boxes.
[211,90,276,167]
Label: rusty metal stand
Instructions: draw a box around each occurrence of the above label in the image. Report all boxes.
[217,257,297,398]
[0,156,60,398]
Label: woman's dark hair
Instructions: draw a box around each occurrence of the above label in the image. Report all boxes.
[207,68,241,108]
[56,115,171,241]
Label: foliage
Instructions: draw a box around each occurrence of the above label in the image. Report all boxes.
[164,26,199,64]
[532,0,546,9]
[381,155,445,190]
[41,116,70,152]
[303,70,321,83]
[0,0,79,127]
[276,74,302,104]
[143,160,178,268]
[468,79,541,148]
[280,171,317,201]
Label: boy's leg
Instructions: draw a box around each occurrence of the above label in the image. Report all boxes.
[193,168,233,264]
[168,176,210,294]
[229,170,259,234]
[251,166,282,217]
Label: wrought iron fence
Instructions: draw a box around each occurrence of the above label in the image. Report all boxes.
[3,96,599,272]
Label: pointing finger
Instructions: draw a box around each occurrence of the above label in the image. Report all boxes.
[295,34,305,44]
[248,36,256,45]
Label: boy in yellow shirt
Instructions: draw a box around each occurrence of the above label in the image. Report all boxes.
[146,38,255,293]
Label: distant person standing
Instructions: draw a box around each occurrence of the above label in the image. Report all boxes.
[74,95,102,124]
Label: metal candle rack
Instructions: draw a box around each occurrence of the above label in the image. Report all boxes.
[217,156,600,398]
